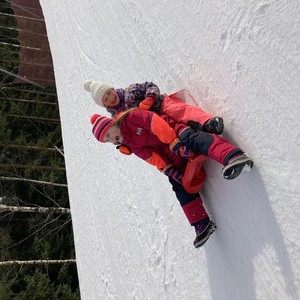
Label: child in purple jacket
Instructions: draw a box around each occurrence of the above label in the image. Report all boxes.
[84,80,224,135]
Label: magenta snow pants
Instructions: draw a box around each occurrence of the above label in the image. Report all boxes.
[179,128,241,166]
[169,129,241,225]
[160,94,213,126]
[169,177,208,225]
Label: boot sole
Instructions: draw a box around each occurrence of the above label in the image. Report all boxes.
[222,156,253,180]
[194,221,216,248]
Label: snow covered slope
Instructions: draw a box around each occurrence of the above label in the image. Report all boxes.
[40,0,300,299]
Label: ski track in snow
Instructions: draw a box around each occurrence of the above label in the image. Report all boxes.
[40,0,300,299]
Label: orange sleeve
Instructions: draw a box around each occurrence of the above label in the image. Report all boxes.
[151,113,177,144]
[146,152,167,170]
[138,95,156,110]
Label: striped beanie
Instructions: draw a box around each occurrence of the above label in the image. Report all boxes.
[84,80,114,107]
[90,114,113,142]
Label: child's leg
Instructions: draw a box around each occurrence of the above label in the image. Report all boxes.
[176,128,253,179]
[179,128,241,165]
[169,177,208,225]
[160,95,213,126]
[169,177,216,248]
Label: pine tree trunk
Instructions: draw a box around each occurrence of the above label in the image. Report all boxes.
[0,204,70,214]
[0,87,57,96]
[0,12,44,22]
[0,176,67,187]
[0,259,76,266]
[0,143,63,152]
[0,97,58,106]
[4,114,60,124]
[0,164,65,171]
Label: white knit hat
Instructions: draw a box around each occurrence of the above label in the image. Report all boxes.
[84,80,114,107]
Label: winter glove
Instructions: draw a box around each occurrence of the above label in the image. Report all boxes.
[138,94,156,110]
[187,120,203,131]
[169,138,195,159]
[116,145,131,155]
[162,165,183,184]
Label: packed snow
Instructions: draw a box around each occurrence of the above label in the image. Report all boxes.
[40,1,300,299]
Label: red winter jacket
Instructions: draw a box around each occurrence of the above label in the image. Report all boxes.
[116,109,187,172]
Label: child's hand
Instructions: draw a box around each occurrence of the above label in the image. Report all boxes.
[169,138,195,159]
[138,94,156,110]
[187,120,203,131]
[180,145,195,159]
[163,165,183,184]
[116,145,131,155]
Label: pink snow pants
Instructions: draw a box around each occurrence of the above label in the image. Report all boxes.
[160,93,213,126]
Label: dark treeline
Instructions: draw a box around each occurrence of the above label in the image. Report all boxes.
[0,1,80,299]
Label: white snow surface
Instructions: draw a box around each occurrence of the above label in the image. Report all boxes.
[40,1,300,299]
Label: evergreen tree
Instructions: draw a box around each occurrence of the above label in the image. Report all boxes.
[0,1,79,298]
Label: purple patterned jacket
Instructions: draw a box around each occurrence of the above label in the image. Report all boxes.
[107,82,162,118]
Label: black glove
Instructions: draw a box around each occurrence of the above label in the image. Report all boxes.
[187,120,203,131]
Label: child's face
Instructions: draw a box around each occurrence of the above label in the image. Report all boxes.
[103,125,123,145]
[102,89,120,107]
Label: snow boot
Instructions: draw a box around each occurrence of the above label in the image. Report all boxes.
[222,153,253,180]
[193,217,216,248]
[203,117,224,135]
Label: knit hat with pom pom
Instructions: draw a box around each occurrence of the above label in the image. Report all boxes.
[84,80,114,107]
[90,114,113,142]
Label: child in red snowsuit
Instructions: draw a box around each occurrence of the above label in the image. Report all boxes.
[90,108,253,248]
[84,80,224,135]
